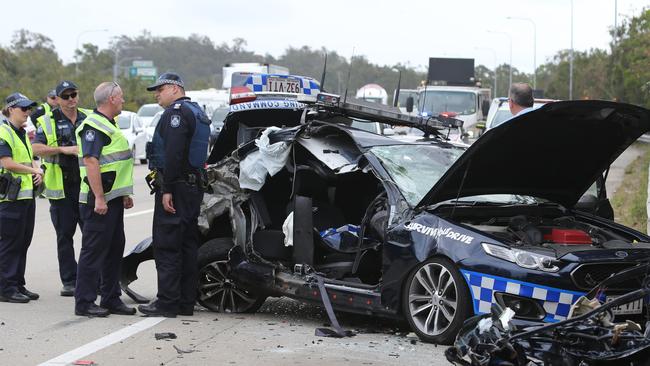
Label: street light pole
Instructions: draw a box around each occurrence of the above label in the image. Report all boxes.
[569,0,574,99]
[506,17,537,89]
[488,30,513,88]
[475,47,498,97]
[75,29,109,75]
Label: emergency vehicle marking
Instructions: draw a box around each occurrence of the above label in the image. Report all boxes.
[405,222,474,244]
[230,100,306,112]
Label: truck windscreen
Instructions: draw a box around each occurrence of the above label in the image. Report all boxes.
[419,91,476,116]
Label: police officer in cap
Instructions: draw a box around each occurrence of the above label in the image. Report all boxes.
[138,72,210,317]
[30,89,58,127]
[0,93,43,303]
[33,81,89,297]
[74,82,135,317]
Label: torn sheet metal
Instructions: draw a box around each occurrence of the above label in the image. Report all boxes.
[199,156,249,244]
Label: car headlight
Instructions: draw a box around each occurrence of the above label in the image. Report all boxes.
[481,243,559,272]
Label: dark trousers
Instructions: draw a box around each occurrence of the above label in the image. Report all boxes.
[152,184,203,312]
[0,199,35,296]
[74,198,125,311]
[49,182,83,286]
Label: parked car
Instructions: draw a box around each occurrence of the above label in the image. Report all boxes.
[121,74,650,345]
[136,103,163,129]
[117,111,147,164]
[484,97,557,130]
[145,110,164,143]
[210,106,229,149]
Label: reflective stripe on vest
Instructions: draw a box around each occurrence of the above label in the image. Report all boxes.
[0,123,34,202]
[77,149,132,167]
[76,113,134,204]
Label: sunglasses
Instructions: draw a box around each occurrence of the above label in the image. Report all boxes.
[60,92,78,100]
[20,107,32,112]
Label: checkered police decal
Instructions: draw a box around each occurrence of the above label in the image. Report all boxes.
[244,74,320,95]
[461,270,585,322]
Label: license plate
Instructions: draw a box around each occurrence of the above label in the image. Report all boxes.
[267,77,301,94]
[606,296,643,315]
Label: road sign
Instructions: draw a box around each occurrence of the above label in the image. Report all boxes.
[132,60,154,68]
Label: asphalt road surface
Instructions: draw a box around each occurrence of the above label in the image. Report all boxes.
[0,164,449,366]
[0,142,644,366]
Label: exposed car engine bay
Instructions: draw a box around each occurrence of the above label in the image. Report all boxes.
[435,204,650,256]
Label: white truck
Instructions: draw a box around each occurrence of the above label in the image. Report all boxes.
[355,84,388,105]
[222,63,289,89]
[409,85,491,130]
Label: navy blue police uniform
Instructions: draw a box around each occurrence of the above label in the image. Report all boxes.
[139,73,210,316]
[0,93,38,303]
[74,109,134,317]
[34,106,86,293]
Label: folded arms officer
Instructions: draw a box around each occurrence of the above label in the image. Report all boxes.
[0,93,43,303]
[139,72,210,317]
[74,82,135,317]
[32,81,88,296]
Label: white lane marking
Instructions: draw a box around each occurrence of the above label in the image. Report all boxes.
[124,208,154,218]
[38,317,165,366]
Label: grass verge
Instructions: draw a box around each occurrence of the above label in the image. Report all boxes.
[611,143,650,233]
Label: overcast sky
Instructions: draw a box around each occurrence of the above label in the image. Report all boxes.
[2,0,647,73]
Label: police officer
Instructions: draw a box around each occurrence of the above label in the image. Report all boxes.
[138,72,210,317]
[74,82,135,317]
[32,81,88,297]
[30,89,58,127]
[0,93,43,303]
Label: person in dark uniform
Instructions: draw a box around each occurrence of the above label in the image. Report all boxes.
[32,81,89,296]
[0,93,43,303]
[30,89,58,127]
[138,72,210,317]
[74,82,135,317]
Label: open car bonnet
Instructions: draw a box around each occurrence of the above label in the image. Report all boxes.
[418,100,650,208]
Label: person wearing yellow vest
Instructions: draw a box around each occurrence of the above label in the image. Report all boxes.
[32,81,89,297]
[0,93,44,303]
[30,89,58,128]
[74,82,135,317]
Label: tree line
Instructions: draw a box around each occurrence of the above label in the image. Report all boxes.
[0,8,648,112]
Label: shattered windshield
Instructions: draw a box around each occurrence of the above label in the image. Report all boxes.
[371,144,464,206]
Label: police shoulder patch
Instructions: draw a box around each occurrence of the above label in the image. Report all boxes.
[170,115,181,128]
[85,129,96,142]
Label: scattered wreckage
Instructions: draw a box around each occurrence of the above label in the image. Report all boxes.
[446,264,650,365]
[121,72,650,345]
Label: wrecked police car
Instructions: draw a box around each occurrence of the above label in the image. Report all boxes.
[122,72,650,344]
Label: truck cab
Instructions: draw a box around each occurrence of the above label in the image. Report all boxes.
[412,85,491,130]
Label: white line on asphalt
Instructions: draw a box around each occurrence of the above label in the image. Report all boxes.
[124,208,154,218]
[37,317,166,366]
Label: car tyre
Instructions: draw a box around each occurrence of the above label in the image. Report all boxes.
[197,237,267,313]
[402,257,471,344]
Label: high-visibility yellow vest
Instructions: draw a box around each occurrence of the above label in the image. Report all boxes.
[75,112,133,204]
[37,108,91,199]
[0,123,34,202]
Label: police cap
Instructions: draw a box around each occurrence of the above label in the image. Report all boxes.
[146,72,185,91]
[55,80,79,97]
[5,92,37,109]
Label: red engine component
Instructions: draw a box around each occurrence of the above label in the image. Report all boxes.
[543,228,592,244]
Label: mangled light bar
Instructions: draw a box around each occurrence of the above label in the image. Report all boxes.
[315,92,463,136]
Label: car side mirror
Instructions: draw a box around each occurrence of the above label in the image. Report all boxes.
[383,127,395,136]
[406,97,414,113]
[481,100,490,119]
